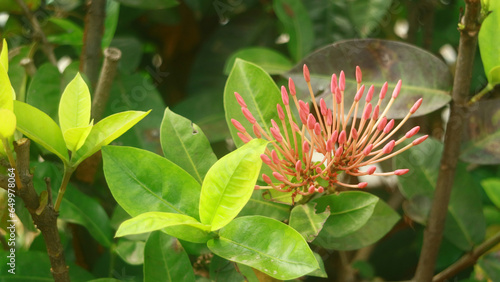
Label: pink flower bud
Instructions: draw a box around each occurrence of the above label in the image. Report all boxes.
[380,82,388,100]
[271,150,280,165]
[320,98,327,116]
[317,186,324,193]
[299,110,308,125]
[410,98,423,114]
[335,146,343,158]
[383,119,395,134]
[302,141,310,153]
[288,78,296,96]
[392,80,402,98]
[382,140,396,154]
[307,114,316,130]
[412,135,428,145]
[316,167,322,174]
[405,126,420,138]
[234,92,247,108]
[281,86,289,105]
[335,88,342,104]
[331,73,337,94]
[367,166,377,174]
[372,105,380,120]
[326,139,333,151]
[231,119,246,133]
[292,122,300,132]
[358,182,368,188]
[366,85,375,102]
[260,154,272,165]
[339,71,345,91]
[377,117,387,131]
[295,160,302,172]
[326,109,333,126]
[277,104,285,120]
[262,174,272,184]
[362,103,373,120]
[330,130,338,144]
[354,85,365,102]
[303,64,310,82]
[254,185,260,190]
[299,100,309,114]
[338,130,346,144]
[363,144,374,155]
[308,185,315,194]
[253,124,261,138]
[351,128,358,140]
[237,132,251,143]
[270,127,283,142]
[356,66,362,84]
[242,107,256,124]
[271,119,279,130]
[273,172,286,182]
[314,123,321,136]
[394,169,409,175]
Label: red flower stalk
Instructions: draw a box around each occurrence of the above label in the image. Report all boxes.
[232,65,427,203]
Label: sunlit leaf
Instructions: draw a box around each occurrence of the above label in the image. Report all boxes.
[289,202,330,242]
[59,73,91,133]
[1,39,8,72]
[0,109,16,138]
[482,179,500,209]
[479,0,500,85]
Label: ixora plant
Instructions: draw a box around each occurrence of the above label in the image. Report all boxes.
[104,58,428,280]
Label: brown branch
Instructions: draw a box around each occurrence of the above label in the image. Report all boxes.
[14,138,70,282]
[414,1,481,281]
[433,231,500,281]
[14,0,57,65]
[81,0,106,89]
[91,47,121,122]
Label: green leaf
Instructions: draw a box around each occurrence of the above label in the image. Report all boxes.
[116,212,210,237]
[72,110,150,165]
[307,252,328,278]
[0,109,16,138]
[312,192,379,238]
[102,0,120,48]
[238,190,291,221]
[224,59,283,148]
[115,239,145,265]
[209,256,248,282]
[160,108,217,184]
[26,63,61,121]
[479,0,500,85]
[102,146,201,219]
[482,179,500,210]
[13,100,69,162]
[58,73,91,134]
[224,47,293,75]
[273,0,314,62]
[349,0,392,37]
[144,231,196,282]
[114,0,178,9]
[207,216,319,280]
[199,139,267,231]
[289,202,330,242]
[285,39,452,119]
[1,39,8,72]
[0,53,13,111]
[47,17,84,46]
[63,122,93,152]
[314,199,400,250]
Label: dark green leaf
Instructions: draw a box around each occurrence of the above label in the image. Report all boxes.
[239,190,290,221]
[209,256,246,282]
[224,47,293,75]
[144,231,195,282]
[110,37,143,73]
[102,0,120,48]
[349,0,392,37]
[115,0,178,9]
[46,18,84,46]
[307,252,328,278]
[479,253,500,281]
[483,178,500,209]
[26,63,61,122]
[207,216,319,280]
[289,202,330,242]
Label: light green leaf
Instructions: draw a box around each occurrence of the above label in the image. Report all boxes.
[208,216,319,280]
[1,39,8,72]
[116,212,210,237]
[63,121,93,152]
[160,108,217,184]
[482,179,500,210]
[224,47,293,75]
[58,72,91,134]
[479,0,500,85]
[289,202,330,242]
[0,55,14,111]
[0,109,16,138]
[239,190,291,221]
[199,139,268,231]
[72,110,150,165]
[13,100,69,162]
[144,231,196,282]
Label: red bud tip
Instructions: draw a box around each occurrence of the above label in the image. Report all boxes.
[270,127,283,142]
[354,85,365,102]
[380,82,388,99]
[317,187,325,193]
[383,119,395,134]
[298,100,309,114]
[377,117,388,131]
[237,132,251,143]
[335,88,342,104]
[363,144,374,155]
[351,128,358,140]
[335,146,343,158]
[339,130,347,144]
[307,113,316,130]
[410,98,423,114]
[331,74,338,94]
[314,123,321,136]
[394,169,409,176]
[412,135,428,145]
[326,109,333,125]
[339,71,345,91]
[330,130,338,144]
[302,141,310,153]
[367,166,377,174]
[320,98,328,115]
[242,107,256,124]
[277,104,285,120]
[271,119,279,130]
[252,124,261,138]
[273,172,286,182]
[231,119,246,133]
[271,150,280,165]
[316,167,322,174]
[356,66,362,84]
[358,182,368,188]
[288,78,296,96]
[303,64,310,82]
[254,185,260,190]
[292,122,300,132]
[234,92,247,108]
[308,185,315,194]
[405,126,420,138]
[382,140,396,154]
[281,86,289,105]
[366,85,375,102]
[262,174,272,184]
[362,103,373,120]
[260,154,272,165]
[295,160,302,172]
[326,139,333,151]
[392,80,402,98]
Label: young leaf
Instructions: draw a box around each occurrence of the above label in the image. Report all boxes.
[63,122,93,152]
[13,100,69,162]
[483,179,500,209]
[72,110,150,165]
[1,39,8,72]
[0,53,14,111]
[289,202,330,242]
[478,0,500,85]
[115,212,210,237]
[102,146,201,220]
[207,216,319,280]
[0,109,16,138]
[58,72,91,134]
[199,139,268,231]
[160,108,217,184]
[144,231,196,282]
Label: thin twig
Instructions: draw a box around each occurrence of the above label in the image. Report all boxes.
[414,1,481,281]
[81,0,106,88]
[433,231,500,281]
[91,47,121,122]
[20,58,37,77]
[14,0,57,65]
